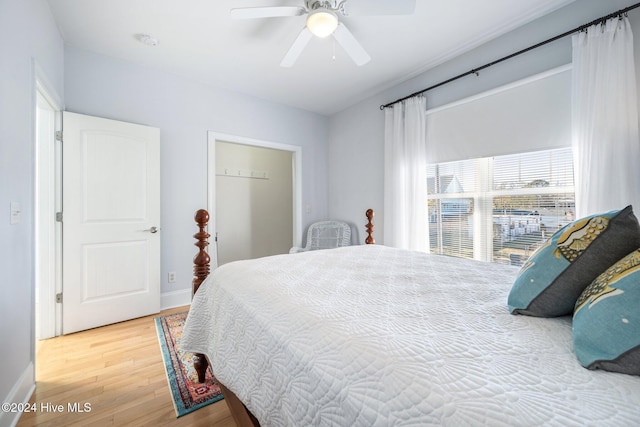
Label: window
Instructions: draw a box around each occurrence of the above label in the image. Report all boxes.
[427,148,574,265]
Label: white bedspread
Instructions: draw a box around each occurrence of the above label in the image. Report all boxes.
[182,245,640,426]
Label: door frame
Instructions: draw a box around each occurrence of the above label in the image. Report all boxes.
[33,59,63,340]
[207,131,302,268]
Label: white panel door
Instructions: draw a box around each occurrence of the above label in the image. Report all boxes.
[62,112,160,334]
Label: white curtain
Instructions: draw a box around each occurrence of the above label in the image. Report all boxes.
[572,16,640,217]
[383,95,428,251]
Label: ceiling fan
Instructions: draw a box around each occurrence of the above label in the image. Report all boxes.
[231,0,416,67]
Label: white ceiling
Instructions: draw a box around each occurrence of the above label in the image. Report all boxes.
[46,0,575,116]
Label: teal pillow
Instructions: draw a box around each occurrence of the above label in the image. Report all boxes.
[573,249,640,375]
[508,205,640,317]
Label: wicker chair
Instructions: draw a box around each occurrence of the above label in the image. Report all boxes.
[290,221,352,253]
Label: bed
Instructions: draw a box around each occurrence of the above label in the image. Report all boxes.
[182,209,640,426]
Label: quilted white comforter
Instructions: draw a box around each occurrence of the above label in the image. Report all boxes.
[181,245,640,426]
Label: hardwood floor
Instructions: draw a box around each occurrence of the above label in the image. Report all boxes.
[17,306,235,427]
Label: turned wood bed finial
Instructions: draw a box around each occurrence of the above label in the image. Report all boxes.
[365,209,375,244]
[193,209,211,295]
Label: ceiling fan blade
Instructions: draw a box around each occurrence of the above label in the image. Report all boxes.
[332,23,371,66]
[342,0,415,16]
[231,6,306,20]
[281,27,313,67]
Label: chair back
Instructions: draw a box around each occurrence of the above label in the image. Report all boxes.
[306,221,351,250]
[290,221,351,253]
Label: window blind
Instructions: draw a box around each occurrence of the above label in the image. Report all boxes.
[490,148,574,264]
[428,148,575,264]
[427,160,478,259]
[425,65,571,163]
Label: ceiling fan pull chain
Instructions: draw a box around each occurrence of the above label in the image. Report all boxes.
[333,38,336,61]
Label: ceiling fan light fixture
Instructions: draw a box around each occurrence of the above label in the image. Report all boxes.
[306,8,338,38]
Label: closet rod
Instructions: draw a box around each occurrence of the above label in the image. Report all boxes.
[380,2,640,110]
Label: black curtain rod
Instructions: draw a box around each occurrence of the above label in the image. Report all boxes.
[380,2,640,110]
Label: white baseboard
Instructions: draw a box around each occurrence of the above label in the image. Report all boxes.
[160,289,191,310]
[1,362,35,427]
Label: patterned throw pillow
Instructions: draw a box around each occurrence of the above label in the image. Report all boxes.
[573,249,640,375]
[508,205,640,317]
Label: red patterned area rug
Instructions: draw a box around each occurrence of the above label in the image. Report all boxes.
[155,311,224,417]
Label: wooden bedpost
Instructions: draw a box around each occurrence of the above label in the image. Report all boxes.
[193,209,211,295]
[365,209,375,244]
[193,209,210,383]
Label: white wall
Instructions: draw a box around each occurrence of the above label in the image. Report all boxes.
[63,47,328,306]
[216,141,294,265]
[327,0,640,244]
[0,0,64,423]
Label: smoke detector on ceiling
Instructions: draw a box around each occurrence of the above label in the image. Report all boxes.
[136,33,159,47]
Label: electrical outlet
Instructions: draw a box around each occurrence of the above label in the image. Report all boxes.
[168,272,176,283]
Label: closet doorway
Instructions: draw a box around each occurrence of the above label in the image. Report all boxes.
[207,132,302,267]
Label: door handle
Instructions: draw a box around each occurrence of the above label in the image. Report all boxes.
[144,226,160,233]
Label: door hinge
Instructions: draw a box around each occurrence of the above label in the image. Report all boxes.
[56,293,63,303]
[56,212,63,222]
[55,130,63,142]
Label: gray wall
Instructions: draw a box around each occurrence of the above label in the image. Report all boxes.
[63,47,329,303]
[0,0,64,419]
[327,0,640,244]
